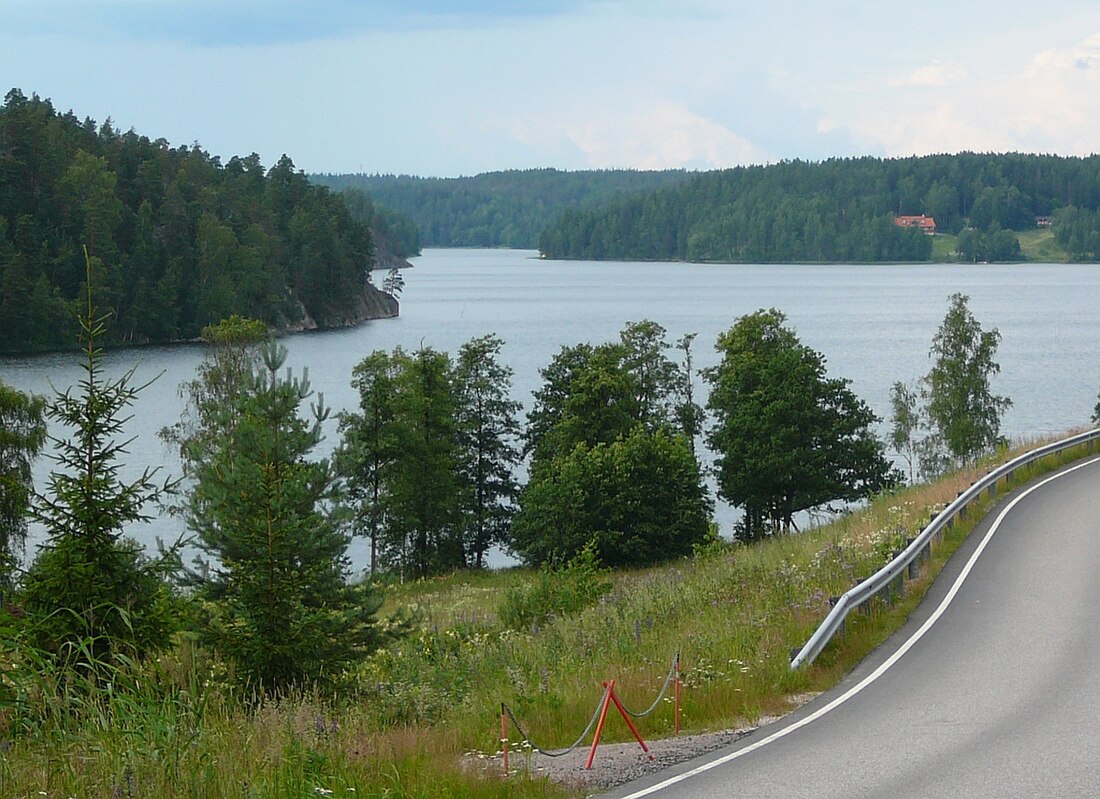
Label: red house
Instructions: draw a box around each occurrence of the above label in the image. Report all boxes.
[894,214,937,234]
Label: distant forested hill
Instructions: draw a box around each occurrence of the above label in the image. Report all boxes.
[537,154,1100,263]
[0,89,396,355]
[310,169,693,248]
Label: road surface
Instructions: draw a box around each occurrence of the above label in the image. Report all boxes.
[603,457,1100,799]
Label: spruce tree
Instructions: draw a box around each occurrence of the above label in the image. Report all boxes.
[21,250,179,666]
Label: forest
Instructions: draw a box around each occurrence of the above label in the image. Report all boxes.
[536,153,1100,263]
[0,89,398,355]
[310,168,692,248]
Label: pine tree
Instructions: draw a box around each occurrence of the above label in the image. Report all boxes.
[384,347,464,577]
[337,350,401,575]
[188,340,385,691]
[455,335,521,569]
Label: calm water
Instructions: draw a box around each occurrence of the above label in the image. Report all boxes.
[4,249,1100,567]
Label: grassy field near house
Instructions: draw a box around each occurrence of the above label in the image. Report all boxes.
[1015,228,1069,262]
[930,228,1068,263]
[2,434,1096,798]
[931,232,958,262]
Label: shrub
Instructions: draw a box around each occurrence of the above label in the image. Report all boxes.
[498,544,612,631]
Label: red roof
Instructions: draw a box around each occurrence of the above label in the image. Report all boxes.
[894,215,936,232]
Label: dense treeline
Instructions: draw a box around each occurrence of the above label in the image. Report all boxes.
[339,188,422,259]
[538,153,1100,262]
[310,168,693,248]
[0,89,391,355]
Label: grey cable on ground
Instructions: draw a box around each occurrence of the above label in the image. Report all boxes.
[503,683,612,758]
[618,651,679,719]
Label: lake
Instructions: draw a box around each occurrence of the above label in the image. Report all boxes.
[3,249,1099,569]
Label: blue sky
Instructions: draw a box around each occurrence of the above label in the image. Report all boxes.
[5,1,1100,176]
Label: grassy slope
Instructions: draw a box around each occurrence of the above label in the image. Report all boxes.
[3,435,1097,798]
[1016,228,1068,262]
[931,228,1068,263]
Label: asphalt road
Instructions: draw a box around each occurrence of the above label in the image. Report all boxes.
[603,456,1100,799]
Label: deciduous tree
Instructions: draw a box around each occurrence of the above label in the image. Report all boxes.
[523,320,691,466]
[161,315,268,477]
[516,322,710,566]
[888,381,921,484]
[924,293,1012,468]
[511,427,710,567]
[705,309,897,540]
[384,347,465,577]
[0,381,47,592]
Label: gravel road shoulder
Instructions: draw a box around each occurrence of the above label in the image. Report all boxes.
[471,694,817,796]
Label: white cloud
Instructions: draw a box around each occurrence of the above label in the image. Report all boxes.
[815,31,1100,158]
[520,102,769,170]
[1028,32,1100,73]
[889,63,968,88]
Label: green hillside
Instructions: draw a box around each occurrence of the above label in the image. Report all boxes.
[0,89,394,355]
[310,168,693,249]
[537,154,1100,264]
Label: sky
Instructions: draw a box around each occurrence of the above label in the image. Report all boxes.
[5,0,1100,177]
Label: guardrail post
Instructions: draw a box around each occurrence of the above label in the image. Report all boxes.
[501,704,509,774]
[906,539,920,579]
[829,596,845,636]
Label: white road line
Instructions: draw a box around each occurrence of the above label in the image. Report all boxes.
[616,456,1100,799]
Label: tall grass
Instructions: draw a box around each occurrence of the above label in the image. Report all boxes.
[2,435,1094,797]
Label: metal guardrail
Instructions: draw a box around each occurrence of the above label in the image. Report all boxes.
[789,427,1100,669]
